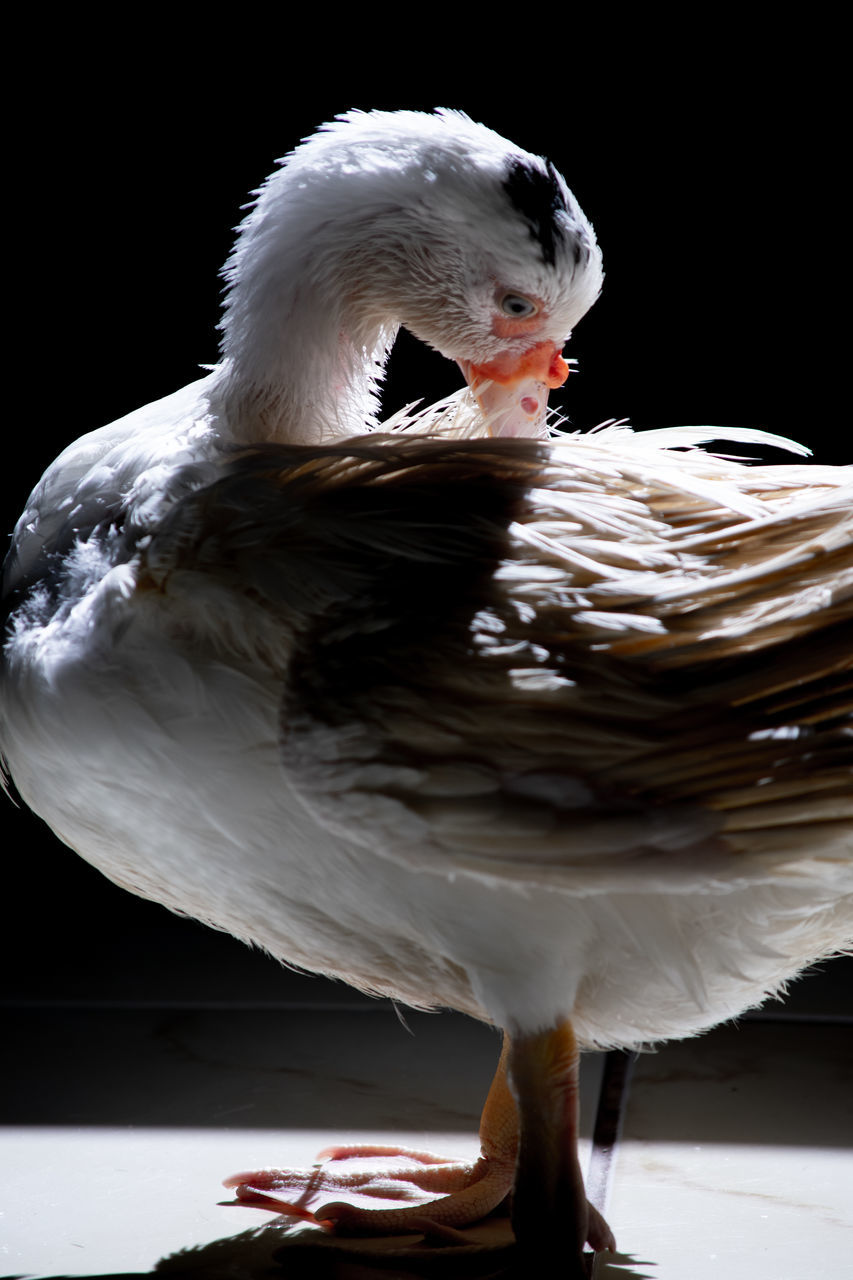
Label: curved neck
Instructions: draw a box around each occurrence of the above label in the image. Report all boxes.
[212,170,402,446]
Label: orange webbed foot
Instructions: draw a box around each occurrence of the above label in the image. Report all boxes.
[225,1041,519,1234]
[224,1141,515,1234]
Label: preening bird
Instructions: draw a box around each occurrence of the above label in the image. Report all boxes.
[2,109,852,1277]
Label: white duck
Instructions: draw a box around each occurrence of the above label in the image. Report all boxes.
[2,109,852,1277]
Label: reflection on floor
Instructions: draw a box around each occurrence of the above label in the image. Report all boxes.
[1,853,851,1280]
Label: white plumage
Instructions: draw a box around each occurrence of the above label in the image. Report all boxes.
[2,109,851,1275]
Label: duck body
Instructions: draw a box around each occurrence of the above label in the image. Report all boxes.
[5,409,851,1044]
[2,109,852,1273]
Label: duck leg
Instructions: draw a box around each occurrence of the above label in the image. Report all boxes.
[509,1018,615,1276]
[227,1022,614,1269]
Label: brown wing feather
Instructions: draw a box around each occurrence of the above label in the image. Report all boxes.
[141,433,853,888]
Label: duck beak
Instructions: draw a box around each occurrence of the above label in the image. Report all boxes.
[459,341,570,438]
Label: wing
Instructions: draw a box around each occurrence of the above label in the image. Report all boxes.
[141,431,853,896]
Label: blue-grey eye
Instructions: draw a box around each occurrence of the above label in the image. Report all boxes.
[499,292,538,318]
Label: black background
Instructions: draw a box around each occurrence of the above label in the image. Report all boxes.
[2,27,848,1003]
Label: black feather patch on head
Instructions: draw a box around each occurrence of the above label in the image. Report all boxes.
[502,157,569,267]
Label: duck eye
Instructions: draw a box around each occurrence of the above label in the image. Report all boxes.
[499,293,538,319]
